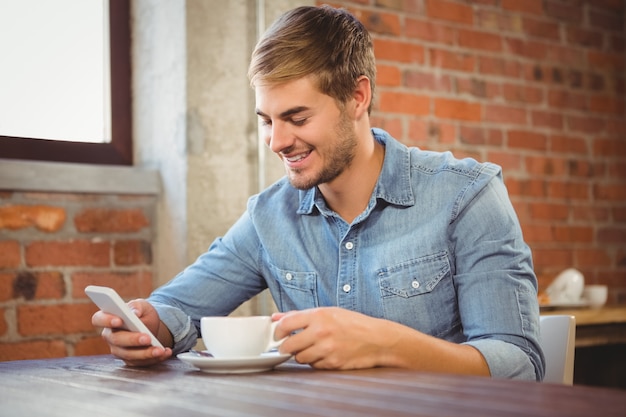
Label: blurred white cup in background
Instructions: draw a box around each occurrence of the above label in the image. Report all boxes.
[582,285,608,309]
[546,268,585,303]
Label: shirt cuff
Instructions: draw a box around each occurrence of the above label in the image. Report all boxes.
[464,339,539,381]
[149,301,198,354]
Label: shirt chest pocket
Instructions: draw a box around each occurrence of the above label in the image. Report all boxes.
[377,251,458,337]
[268,263,318,311]
[378,251,451,297]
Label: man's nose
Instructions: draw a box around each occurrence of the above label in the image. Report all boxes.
[268,121,294,154]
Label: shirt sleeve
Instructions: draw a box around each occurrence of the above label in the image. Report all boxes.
[147,209,267,354]
[451,167,545,381]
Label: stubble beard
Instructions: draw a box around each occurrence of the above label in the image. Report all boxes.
[287,113,357,190]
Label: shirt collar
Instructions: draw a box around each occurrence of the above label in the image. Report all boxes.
[297,128,415,215]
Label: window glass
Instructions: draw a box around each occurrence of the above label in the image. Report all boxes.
[0,0,131,165]
[0,0,110,143]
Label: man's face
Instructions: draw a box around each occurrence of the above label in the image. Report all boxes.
[255,76,357,190]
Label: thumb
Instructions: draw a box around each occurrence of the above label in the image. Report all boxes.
[127,299,144,317]
[271,312,288,321]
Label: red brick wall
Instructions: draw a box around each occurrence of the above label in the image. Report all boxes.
[0,191,156,361]
[324,0,625,302]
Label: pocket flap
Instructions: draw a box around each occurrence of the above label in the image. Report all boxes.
[378,251,451,298]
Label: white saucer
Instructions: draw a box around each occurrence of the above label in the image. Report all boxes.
[177,351,291,374]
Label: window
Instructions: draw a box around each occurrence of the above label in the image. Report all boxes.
[0,0,131,165]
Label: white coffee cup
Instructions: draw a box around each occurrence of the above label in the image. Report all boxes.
[582,285,608,309]
[200,316,286,358]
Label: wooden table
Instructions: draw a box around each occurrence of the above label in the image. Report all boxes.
[1,355,624,417]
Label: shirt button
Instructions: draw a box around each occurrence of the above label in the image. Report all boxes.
[411,280,420,289]
[342,284,351,293]
[345,242,354,250]
[285,273,293,281]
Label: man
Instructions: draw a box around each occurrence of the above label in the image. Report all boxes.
[93,5,544,380]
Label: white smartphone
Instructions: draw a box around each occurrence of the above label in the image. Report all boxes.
[85,285,164,348]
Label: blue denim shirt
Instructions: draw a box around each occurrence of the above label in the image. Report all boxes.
[149,128,545,381]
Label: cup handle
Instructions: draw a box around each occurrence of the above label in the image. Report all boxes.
[266,320,287,351]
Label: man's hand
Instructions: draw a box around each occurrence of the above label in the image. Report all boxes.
[272,307,389,369]
[92,298,173,367]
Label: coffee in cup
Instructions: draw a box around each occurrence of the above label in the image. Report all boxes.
[200,316,286,358]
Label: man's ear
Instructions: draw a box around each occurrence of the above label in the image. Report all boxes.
[352,75,372,119]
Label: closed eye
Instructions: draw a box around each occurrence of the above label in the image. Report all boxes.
[256,106,311,127]
[291,118,307,126]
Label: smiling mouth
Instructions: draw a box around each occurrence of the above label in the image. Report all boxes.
[284,151,311,163]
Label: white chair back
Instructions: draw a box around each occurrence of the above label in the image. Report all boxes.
[539,315,576,385]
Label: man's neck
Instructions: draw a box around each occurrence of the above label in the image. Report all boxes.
[318,131,385,224]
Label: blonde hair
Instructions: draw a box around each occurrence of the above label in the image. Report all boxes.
[248,5,376,114]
